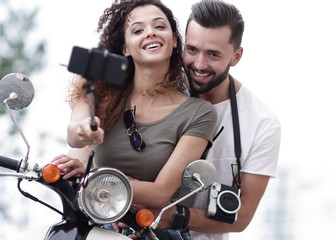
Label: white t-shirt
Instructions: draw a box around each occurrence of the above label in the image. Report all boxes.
[186,86,281,240]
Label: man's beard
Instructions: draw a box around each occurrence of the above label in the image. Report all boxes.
[185,64,230,95]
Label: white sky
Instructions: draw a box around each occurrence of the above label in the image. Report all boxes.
[1,0,336,239]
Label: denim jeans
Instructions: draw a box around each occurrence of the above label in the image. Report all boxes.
[137,228,191,240]
[161,228,191,240]
[102,224,191,240]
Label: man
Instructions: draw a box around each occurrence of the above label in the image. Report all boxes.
[159,1,281,239]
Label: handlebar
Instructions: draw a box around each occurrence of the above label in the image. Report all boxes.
[0,155,21,172]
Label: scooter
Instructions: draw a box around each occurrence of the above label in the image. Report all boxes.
[0,72,217,240]
[0,73,133,240]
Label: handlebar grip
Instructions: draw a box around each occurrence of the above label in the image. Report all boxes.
[0,155,21,171]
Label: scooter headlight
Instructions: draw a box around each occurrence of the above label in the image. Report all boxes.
[78,167,133,224]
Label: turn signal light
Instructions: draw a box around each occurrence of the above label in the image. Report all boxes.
[42,164,61,183]
[136,209,154,227]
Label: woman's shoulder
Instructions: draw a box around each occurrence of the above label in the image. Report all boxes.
[183,97,215,109]
[156,96,216,124]
[178,97,217,120]
[177,97,217,141]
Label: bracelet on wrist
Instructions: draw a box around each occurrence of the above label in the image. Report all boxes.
[170,204,190,229]
[182,205,190,228]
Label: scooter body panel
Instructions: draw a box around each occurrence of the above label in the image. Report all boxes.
[44,220,91,240]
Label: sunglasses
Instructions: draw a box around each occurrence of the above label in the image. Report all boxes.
[123,105,145,151]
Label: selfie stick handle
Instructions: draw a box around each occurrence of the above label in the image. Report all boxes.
[87,93,97,131]
[83,82,97,131]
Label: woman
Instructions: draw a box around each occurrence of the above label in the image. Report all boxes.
[53,0,216,210]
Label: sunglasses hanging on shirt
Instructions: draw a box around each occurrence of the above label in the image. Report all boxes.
[123,105,146,151]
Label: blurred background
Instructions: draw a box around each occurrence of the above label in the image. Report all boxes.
[0,0,335,239]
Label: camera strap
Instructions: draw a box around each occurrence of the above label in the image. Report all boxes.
[229,74,242,189]
[199,74,242,189]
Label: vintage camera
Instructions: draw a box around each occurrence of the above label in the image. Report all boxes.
[206,182,241,224]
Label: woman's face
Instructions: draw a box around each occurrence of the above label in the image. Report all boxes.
[123,5,177,67]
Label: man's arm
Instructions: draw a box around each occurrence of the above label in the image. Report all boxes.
[157,172,270,233]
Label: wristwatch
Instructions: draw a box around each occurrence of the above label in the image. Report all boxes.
[170,205,185,229]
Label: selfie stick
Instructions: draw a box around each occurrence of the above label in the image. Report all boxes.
[67,46,129,131]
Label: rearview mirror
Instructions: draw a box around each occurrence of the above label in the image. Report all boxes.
[0,73,34,110]
[183,159,217,192]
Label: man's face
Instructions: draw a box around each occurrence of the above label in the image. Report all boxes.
[183,21,236,94]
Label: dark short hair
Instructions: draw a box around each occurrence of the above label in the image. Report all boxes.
[186,0,244,50]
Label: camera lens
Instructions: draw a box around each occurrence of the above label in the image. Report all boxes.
[217,191,241,214]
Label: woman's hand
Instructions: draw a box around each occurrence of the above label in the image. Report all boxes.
[67,116,104,148]
[51,154,86,179]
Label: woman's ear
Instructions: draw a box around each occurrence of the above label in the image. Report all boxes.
[173,34,177,48]
[123,45,130,57]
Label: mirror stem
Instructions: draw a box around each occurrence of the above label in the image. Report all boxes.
[4,94,30,170]
[150,175,205,229]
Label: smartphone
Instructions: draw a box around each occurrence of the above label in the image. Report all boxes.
[67,46,129,86]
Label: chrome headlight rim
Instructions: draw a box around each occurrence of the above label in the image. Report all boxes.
[78,167,133,225]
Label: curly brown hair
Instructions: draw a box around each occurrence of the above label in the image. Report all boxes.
[69,0,184,131]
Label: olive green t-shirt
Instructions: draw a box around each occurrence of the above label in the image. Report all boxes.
[94,97,217,181]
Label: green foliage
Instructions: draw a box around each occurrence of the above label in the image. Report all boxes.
[0,2,47,225]
[0,4,46,116]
